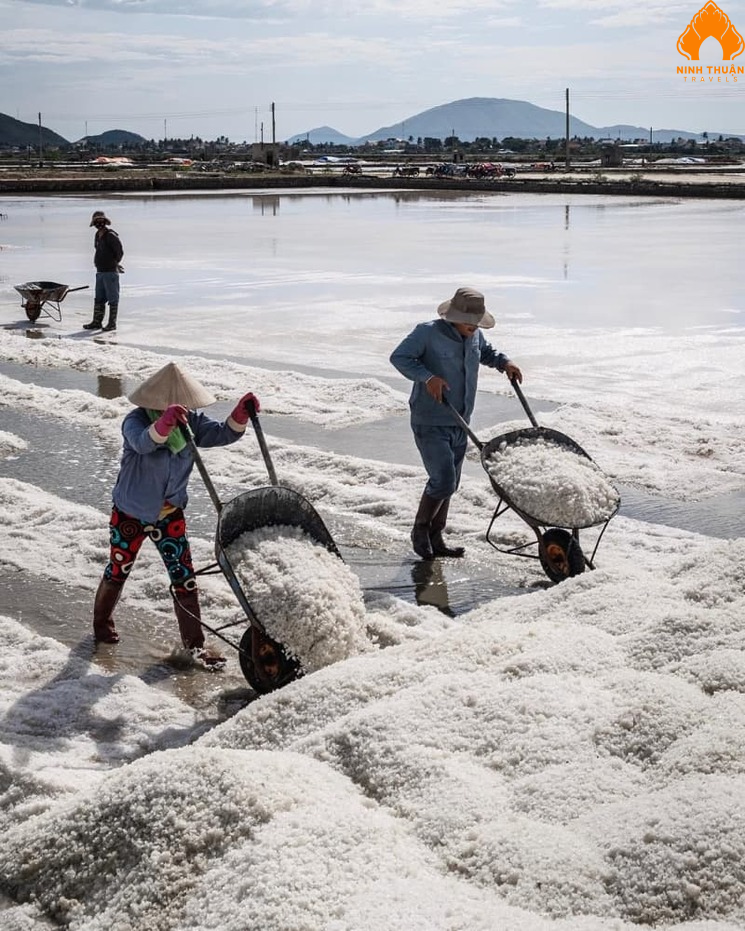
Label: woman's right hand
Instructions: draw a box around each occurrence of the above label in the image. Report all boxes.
[153,404,188,437]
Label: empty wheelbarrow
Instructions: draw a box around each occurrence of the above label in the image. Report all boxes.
[444,379,620,582]
[14,281,89,323]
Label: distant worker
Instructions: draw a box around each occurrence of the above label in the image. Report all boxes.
[390,286,523,560]
[83,210,124,332]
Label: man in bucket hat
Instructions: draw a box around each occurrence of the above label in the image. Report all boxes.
[83,210,124,332]
[90,361,260,668]
[390,286,523,560]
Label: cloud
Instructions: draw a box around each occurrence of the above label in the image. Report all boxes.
[537,0,695,27]
[10,0,520,20]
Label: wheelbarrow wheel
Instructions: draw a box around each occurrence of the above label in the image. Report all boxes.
[539,528,585,583]
[25,300,42,323]
[238,626,302,694]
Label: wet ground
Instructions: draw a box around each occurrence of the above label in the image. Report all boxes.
[3,340,745,712]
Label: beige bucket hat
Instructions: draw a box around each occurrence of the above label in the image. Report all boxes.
[89,210,111,227]
[437,286,495,329]
[128,362,216,409]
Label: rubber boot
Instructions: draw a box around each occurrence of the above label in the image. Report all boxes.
[102,303,118,332]
[171,587,204,649]
[93,578,124,643]
[83,302,105,330]
[410,493,442,560]
[430,497,465,558]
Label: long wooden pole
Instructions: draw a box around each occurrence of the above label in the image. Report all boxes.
[565,88,570,170]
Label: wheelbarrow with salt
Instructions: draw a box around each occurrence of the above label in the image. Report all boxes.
[183,403,342,693]
[444,380,620,582]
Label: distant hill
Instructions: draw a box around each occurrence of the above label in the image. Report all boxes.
[286,126,359,146]
[287,97,743,145]
[0,113,69,148]
[77,129,148,146]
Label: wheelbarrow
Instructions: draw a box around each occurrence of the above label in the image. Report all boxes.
[444,379,620,582]
[183,402,343,693]
[14,281,89,323]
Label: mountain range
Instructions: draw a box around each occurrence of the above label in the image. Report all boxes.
[287,97,741,146]
[0,113,149,148]
[2,98,741,149]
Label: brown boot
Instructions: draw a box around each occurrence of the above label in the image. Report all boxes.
[410,493,442,560]
[172,587,226,669]
[93,578,124,643]
[430,497,465,558]
[171,586,204,649]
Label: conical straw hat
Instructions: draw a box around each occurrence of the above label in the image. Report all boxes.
[128,362,216,409]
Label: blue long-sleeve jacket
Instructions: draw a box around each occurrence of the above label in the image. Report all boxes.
[112,407,243,522]
[390,319,508,426]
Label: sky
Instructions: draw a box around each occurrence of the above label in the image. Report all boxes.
[2,0,745,143]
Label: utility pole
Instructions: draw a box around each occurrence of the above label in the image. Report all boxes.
[649,126,653,144]
[565,88,570,171]
[38,112,43,167]
[271,102,277,167]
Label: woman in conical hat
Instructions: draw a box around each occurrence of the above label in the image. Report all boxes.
[90,361,260,669]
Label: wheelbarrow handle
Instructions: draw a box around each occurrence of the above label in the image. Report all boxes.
[247,407,279,487]
[510,376,539,428]
[183,422,224,513]
[441,396,484,450]
[66,285,90,293]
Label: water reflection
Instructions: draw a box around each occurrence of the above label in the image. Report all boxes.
[97,374,124,399]
[411,560,454,617]
[253,195,280,216]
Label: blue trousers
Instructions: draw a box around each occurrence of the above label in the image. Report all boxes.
[95,271,120,306]
[412,424,468,499]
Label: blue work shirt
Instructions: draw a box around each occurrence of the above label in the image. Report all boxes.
[390,319,508,426]
[112,407,243,523]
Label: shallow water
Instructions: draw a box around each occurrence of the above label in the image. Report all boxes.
[2,189,743,377]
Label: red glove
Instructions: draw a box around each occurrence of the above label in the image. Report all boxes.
[230,392,260,425]
[153,404,188,437]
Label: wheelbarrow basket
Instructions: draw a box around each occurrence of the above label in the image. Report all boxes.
[216,485,340,557]
[15,281,70,303]
[480,425,620,530]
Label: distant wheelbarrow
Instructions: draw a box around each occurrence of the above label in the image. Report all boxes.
[14,281,89,323]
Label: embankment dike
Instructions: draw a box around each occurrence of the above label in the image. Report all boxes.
[2,172,745,199]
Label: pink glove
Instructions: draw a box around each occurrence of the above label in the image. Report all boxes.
[230,392,260,425]
[153,404,188,437]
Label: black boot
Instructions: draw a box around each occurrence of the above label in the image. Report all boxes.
[430,497,465,558]
[83,302,105,330]
[410,493,442,560]
[93,577,124,643]
[101,304,118,332]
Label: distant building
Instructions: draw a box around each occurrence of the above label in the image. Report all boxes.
[599,140,623,168]
[251,143,279,167]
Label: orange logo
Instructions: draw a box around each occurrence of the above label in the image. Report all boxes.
[677,2,744,59]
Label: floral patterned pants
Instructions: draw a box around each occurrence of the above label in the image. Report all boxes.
[103,506,196,593]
